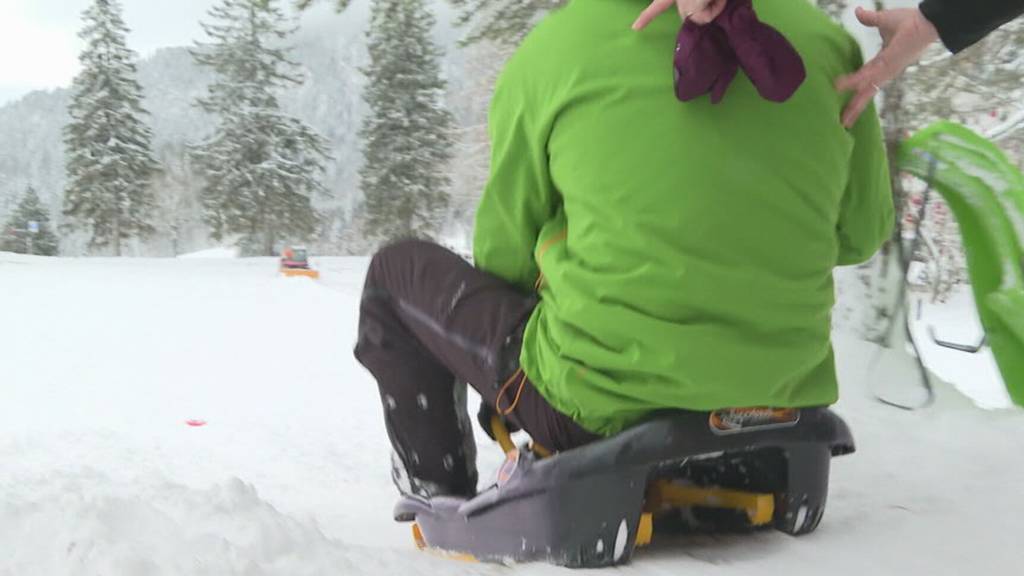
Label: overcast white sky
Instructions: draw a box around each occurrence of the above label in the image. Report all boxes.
[0,0,223,105]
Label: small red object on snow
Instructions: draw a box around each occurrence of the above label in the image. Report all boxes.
[186,419,208,427]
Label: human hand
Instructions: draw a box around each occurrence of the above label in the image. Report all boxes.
[632,0,729,30]
[836,7,940,128]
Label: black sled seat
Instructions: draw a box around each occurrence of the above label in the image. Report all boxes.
[395,407,854,568]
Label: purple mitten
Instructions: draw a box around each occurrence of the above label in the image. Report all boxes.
[674,0,806,104]
[674,23,738,103]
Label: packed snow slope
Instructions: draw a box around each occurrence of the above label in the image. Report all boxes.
[1,252,1021,575]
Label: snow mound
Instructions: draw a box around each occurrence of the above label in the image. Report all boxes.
[178,247,239,259]
[1,473,486,576]
[0,251,48,264]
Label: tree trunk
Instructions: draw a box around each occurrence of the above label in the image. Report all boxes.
[265,227,275,257]
[863,0,911,342]
[113,211,122,257]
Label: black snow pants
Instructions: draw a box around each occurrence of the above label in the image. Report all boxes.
[354,240,600,497]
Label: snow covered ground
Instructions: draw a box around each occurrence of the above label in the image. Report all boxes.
[909,289,1012,409]
[1,252,1022,575]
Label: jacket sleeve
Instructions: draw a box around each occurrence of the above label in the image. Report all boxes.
[837,50,895,266]
[472,62,559,293]
[919,0,1024,53]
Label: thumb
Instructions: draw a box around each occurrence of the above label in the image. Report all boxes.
[632,0,675,30]
[854,7,883,28]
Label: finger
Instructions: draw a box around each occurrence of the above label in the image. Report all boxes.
[674,0,706,19]
[835,52,890,93]
[835,67,869,93]
[841,87,878,129]
[854,6,883,28]
[835,66,871,93]
[689,0,725,25]
[632,0,675,30]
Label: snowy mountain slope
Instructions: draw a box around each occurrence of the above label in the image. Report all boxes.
[0,252,1021,575]
[0,90,72,216]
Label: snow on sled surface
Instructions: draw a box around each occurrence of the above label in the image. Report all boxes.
[0,253,1022,575]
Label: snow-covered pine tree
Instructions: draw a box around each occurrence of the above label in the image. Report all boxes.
[294,0,351,11]
[448,0,566,45]
[358,0,455,246]
[446,40,516,249]
[63,0,159,256]
[191,0,329,256]
[154,142,205,256]
[902,19,1024,145]
[0,178,16,226]
[2,187,60,256]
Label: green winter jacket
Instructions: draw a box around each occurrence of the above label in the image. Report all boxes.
[473,0,894,436]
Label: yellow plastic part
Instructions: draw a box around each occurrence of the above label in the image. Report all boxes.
[280,268,320,280]
[412,523,479,563]
[412,523,427,550]
[647,481,775,526]
[489,414,517,455]
[489,414,554,458]
[529,442,552,459]
[444,552,480,563]
[635,513,654,548]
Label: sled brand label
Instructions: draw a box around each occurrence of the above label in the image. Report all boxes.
[708,408,800,435]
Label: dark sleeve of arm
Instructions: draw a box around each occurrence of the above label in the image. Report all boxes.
[919,0,1024,53]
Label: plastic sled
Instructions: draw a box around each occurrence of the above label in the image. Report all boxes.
[395,407,854,568]
[280,266,320,280]
[928,326,987,354]
[898,122,1024,406]
[279,246,319,280]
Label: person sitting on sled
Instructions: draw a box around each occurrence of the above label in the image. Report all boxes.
[354,0,893,499]
[280,246,310,269]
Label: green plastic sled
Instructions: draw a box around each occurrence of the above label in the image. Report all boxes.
[898,122,1024,407]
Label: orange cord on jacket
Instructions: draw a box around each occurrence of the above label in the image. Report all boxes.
[495,367,529,416]
[498,231,568,418]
